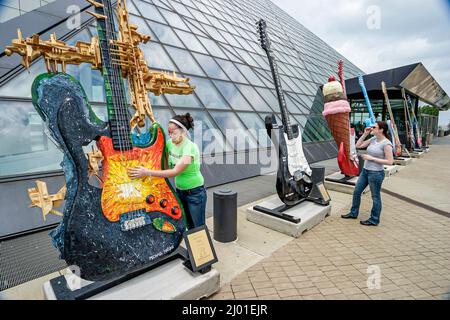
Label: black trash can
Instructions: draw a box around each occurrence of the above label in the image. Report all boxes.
[213,190,237,243]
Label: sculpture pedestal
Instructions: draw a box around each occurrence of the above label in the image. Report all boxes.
[394,157,412,166]
[325,172,369,195]
[247,195,331,238]
[384,165,399,177]
[43,249,220,300]
[410,151,424,158]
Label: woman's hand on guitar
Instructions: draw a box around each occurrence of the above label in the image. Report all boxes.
[127,166,150,179]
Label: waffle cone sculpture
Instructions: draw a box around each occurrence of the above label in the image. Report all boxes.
[322,76,359,176]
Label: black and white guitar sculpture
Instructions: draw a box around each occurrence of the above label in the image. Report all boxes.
[257,19,318,207]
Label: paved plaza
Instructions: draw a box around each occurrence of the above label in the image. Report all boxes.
[210,137,450,300]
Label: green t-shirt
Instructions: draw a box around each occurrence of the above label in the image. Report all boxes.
[166,138,204,190]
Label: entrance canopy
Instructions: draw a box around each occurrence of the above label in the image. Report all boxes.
[345,63,450,111]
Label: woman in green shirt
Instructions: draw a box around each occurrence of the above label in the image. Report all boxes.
[128,113,206,230]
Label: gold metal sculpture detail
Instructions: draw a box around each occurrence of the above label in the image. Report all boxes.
[5,0,195,128]
[87,144,104,182]
[28,181,66,221]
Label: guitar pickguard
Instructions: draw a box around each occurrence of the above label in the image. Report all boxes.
[283,131,312,177]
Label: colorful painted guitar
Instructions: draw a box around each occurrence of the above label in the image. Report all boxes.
[406,94,423,149]
[401,88,417,151]
[257,19,313,205]
[6,0,194,281]
[381,81,402,156]
[358,75,377,128]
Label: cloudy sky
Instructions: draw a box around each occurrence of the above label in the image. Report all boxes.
[272,0,450,127]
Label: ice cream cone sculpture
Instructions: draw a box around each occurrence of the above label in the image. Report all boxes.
[322,72,359,177]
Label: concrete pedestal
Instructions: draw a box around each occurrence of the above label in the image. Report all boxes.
[43,257,220,300]
[384,165,399,177]
[411,151,424,158]
[324,172,369,195]
[246,195,331,238]
[394,157,412,166]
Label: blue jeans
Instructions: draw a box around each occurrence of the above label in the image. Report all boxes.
[176,186,207,230]
[349,168,385,224]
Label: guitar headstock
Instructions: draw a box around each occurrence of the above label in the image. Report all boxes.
[381,81,387,94]
[358,74,365,87]
[338,59,345,89]
[256,19,271,52]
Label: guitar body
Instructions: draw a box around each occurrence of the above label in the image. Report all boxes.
[32,73,186,281]
[98,133,182,223]
[266,117,313,206]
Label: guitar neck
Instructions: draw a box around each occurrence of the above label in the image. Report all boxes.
[266,49,293,139]
[358,76,376,124]
[96,0,132,150]
[381,83,396,124]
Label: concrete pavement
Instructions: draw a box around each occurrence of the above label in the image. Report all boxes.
[209,137,450,300]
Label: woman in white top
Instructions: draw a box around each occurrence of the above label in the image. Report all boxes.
[341,121,394,226]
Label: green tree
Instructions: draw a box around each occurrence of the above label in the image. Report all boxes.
[419,105,439,116]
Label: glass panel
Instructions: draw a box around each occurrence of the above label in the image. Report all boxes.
[173,29,208,54]
[129,14,157,40]
[221,32,241,48]
[192,53,228,80]
[147,21,184,47]
[213,80,252,111]
[284,94,303,114]
[173,108,230,153]
[184,18,208,37]
[256,87,278,110]
[134,0,166,24]
[164,46,205,76]
[141,42,176,71]
[127,0,140,15]
[152,107,174,138]
[209,111,258,151]
[0,62,47,98]
[189,77,229,109]
[159,8,189,31]
[188,8,209,24]
[18,0,40,12]
[236,112,271,147]
[236,84,272,112]
[0,100,63,177]
[66,64,105,103]
[219,44,244,63]
[66,29,91,46]
[171,1,193,17]
[202,24,227,43]
[214,59,248,84]
[165,91,201,108]
[234,64,265,87]
[148,92,168,106]
[196,37,228,59]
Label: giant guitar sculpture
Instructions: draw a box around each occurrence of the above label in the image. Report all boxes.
[401,88,418,151]
[5,0,195,281]
[381,81,402,157]
[256,19,312,206]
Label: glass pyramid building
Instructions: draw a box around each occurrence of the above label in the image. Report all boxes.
[0,0,364,181]
[0,0,365,287]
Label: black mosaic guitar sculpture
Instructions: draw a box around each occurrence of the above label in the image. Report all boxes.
[30,0,187,281]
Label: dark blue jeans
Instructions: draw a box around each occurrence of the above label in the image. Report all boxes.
[176,186,207,230]
[350,168,385,224]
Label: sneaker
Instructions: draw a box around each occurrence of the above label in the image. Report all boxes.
[341,213,358,219]
[360,219,378,226]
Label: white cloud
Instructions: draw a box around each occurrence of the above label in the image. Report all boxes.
[271,0,450,95]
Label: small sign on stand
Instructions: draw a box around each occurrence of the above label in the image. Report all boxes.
[183,225,218,274]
